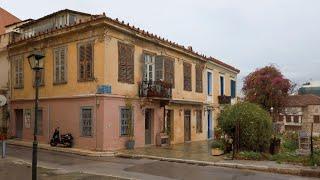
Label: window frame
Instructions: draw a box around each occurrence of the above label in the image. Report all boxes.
[117,41,135,84]
[314,115,320,124]
[195,64,203,93]
[53,46,68,85]
[230,79,236,98]
[207,71,212,96]
[13,55,24,89]
[80,106,94,137]
[219,74,225,96]
[119,106,134,137]
[183,62,192,91]
[196,110,203,133]
[77,41,94,82]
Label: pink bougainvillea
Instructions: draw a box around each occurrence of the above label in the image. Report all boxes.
[242,65,292,111]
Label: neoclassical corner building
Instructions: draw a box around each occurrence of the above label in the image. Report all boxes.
[7,9,239,150]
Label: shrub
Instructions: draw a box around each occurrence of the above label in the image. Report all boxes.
[237,151,262,160]
[218,102,273,152]
[211,141,225,150]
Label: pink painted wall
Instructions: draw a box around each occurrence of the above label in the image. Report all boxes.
[10,96,164,151]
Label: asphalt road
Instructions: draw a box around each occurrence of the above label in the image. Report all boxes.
[4,145,317,180]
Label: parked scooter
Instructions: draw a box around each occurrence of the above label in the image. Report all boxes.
[50,127,73,148]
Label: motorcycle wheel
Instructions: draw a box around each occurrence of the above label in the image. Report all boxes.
[50,142,57,147]
[65,142,72,148]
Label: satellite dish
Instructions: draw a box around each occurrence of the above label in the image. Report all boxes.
[0,95,7,107]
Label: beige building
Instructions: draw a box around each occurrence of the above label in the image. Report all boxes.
[8,9,239,150]
[278,94,320,136]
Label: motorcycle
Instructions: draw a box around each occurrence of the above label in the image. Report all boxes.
[50,129,73,148]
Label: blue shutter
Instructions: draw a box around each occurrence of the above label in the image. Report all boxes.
[231,80,236,98]
[207,72,212,95]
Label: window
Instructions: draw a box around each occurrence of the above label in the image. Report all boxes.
[13,56,24,88]
[143,53,155,81]
[195,64,203,93]
[154,55,175,87]
[293,115,299,123]
[220,75,224,95]
[78,42,94,81]
[196,110,203,133]
[120,107,133,136]
[183,62,192,91]
[314,115,320,123]
[164,57,175,88]
[80,107,93,137]
[36,109,43,135]
[286,115,292,123]
[231,80,236,98]
[278,115,285,122]
[207,71,212,95]
[53,47,67,84]
[118,42,134,84]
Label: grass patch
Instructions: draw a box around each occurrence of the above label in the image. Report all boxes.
[236,151,262,160]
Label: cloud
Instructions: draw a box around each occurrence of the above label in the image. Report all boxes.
[1,0,319,90]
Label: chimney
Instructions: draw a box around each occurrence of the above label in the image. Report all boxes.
[187,46,193,51]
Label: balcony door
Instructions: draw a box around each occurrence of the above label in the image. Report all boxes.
[184,110,191,142]
[145,109,153,145]
[15,109,23,138]
[143,54,155,82]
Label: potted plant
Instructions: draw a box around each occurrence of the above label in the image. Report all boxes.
[211,140,225,156]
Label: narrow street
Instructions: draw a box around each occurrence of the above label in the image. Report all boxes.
[3,145,316,180]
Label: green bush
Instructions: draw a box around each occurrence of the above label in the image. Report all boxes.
[237,151,262,160]
[211,141,225,150]
[218,102,273,152]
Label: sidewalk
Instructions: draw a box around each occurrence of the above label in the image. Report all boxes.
[6,139,115,157]
[117,140,320,178]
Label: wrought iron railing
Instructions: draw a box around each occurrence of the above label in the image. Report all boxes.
[218,95,232,104]
[139,81,172,99]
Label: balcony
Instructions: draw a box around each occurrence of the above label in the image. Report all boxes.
[218,95,231,104]
[139,81,172,99]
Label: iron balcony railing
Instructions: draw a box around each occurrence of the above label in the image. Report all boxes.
[139,81,172,99]
[218,95,232,104]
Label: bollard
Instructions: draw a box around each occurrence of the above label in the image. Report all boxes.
[1,140,5,158]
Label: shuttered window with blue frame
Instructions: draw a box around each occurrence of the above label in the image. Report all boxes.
[207,72,212,95]
[220,76,224,95]
[231,80,236,98]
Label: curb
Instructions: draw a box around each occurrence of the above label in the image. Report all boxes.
[7,140,116,157]
[116,153,320,178]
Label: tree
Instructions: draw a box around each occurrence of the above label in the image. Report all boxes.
[218,102,272,152]
[242,65,292,112]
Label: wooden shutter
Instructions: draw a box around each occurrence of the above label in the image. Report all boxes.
[195,64,203,93]
[183,62,192,91]
[231,80,236,98]
[85,43,93,79]
[164,57,174,88]
[126,45,134,84]
[60,48,66,82]
[79,44,86,80]
[78,42,93,81]
[118,42,134,84]
[155,56,164,81]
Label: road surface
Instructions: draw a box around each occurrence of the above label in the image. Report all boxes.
[4,145,316,180]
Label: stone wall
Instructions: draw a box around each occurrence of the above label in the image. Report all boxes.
[301,105,320,136]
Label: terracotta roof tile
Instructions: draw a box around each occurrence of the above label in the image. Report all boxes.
[285,94,320,107]
[9,9,240,73]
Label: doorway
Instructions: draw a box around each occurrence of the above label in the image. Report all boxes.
[184,110,191,142]
[207,110,212,139]
[145,109,153,145]
[15,109,23,138]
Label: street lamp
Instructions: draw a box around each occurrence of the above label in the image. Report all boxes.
[27,51,45,180]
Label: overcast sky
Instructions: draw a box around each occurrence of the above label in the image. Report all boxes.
[1,0,319,90]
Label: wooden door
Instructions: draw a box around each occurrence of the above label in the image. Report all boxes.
[145,109,153,145]
[15,109,23,138]
[184,110,191,142]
